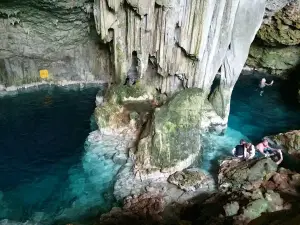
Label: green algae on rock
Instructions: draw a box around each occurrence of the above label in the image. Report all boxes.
[94,84,155,129]
[135,88,205,173]
[247,43,300,75]
[257,2,300,46]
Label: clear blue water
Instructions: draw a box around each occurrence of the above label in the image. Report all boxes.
[201,74,300,172]
[0,85,120,224]
[0,75,299,224]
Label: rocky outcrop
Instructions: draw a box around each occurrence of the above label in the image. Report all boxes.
[0,0,112,86]
[100,157,300,225]
[135,88,225,177]
[167,169,210,192]
[218,158,278,192]
[94,0,265,121]
[258,0,300,46]
[247,42,300,75]
[247,1,300,76]
[267,130,300,156]
[97,192,165,225]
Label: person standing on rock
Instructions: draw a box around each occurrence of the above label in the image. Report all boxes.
[232,139,248,159]
[259,78,273,96]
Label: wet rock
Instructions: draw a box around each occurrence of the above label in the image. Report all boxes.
[167,169,208,192]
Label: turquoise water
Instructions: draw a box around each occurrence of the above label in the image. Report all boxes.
[0,85,120,224]
[0,75,299,224]
[202,74,300,172]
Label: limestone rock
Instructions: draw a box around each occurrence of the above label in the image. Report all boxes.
[247,43,300,75]
[257,1,300,46]
[267,130,300,156]
[94,84,154,129]
[167,169,208,192]
[135,88,216,175]
[238,199,269,223]
[218,158,278,192]
[94,0,265,98]
[0,0,111,86]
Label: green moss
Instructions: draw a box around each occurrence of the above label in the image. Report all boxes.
[94,102,119,128]
[106,84,150,105]
[137,88,205,169]
[246,42,300,74]
[257,10,300,46]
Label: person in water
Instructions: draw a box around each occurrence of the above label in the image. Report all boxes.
[246,142,256,160]
[259,78,273,96]
[256,139,281,157]
[232,139,247,159]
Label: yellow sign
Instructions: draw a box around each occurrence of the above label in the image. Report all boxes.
[39,70,49,79]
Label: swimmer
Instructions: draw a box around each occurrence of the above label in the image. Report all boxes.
[259,78,273,96]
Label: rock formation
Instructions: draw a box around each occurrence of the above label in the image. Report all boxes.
[267,130,300,157]
[93,0,266,121]
[0,0,112,85]
[247,0,300,75]
[98,156,300,225]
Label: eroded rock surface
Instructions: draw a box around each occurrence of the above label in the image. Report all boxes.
[0,0,112,86]
[267,130,300,156]
[218,158,278,192]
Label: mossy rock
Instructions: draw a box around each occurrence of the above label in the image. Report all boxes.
[136,88,205,171]
[94,84,155,129]
[257,3,300,46]
[246,43,300,74]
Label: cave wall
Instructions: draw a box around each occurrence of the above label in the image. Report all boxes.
[247,0,300,75]
[94,0,265,119]
[0,0,112,86]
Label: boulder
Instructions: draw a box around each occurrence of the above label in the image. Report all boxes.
[94,84,155,130]
[167,169,208,192]
[135,88,212,176]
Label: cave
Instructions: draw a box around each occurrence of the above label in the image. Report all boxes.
[0,0,300,224]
